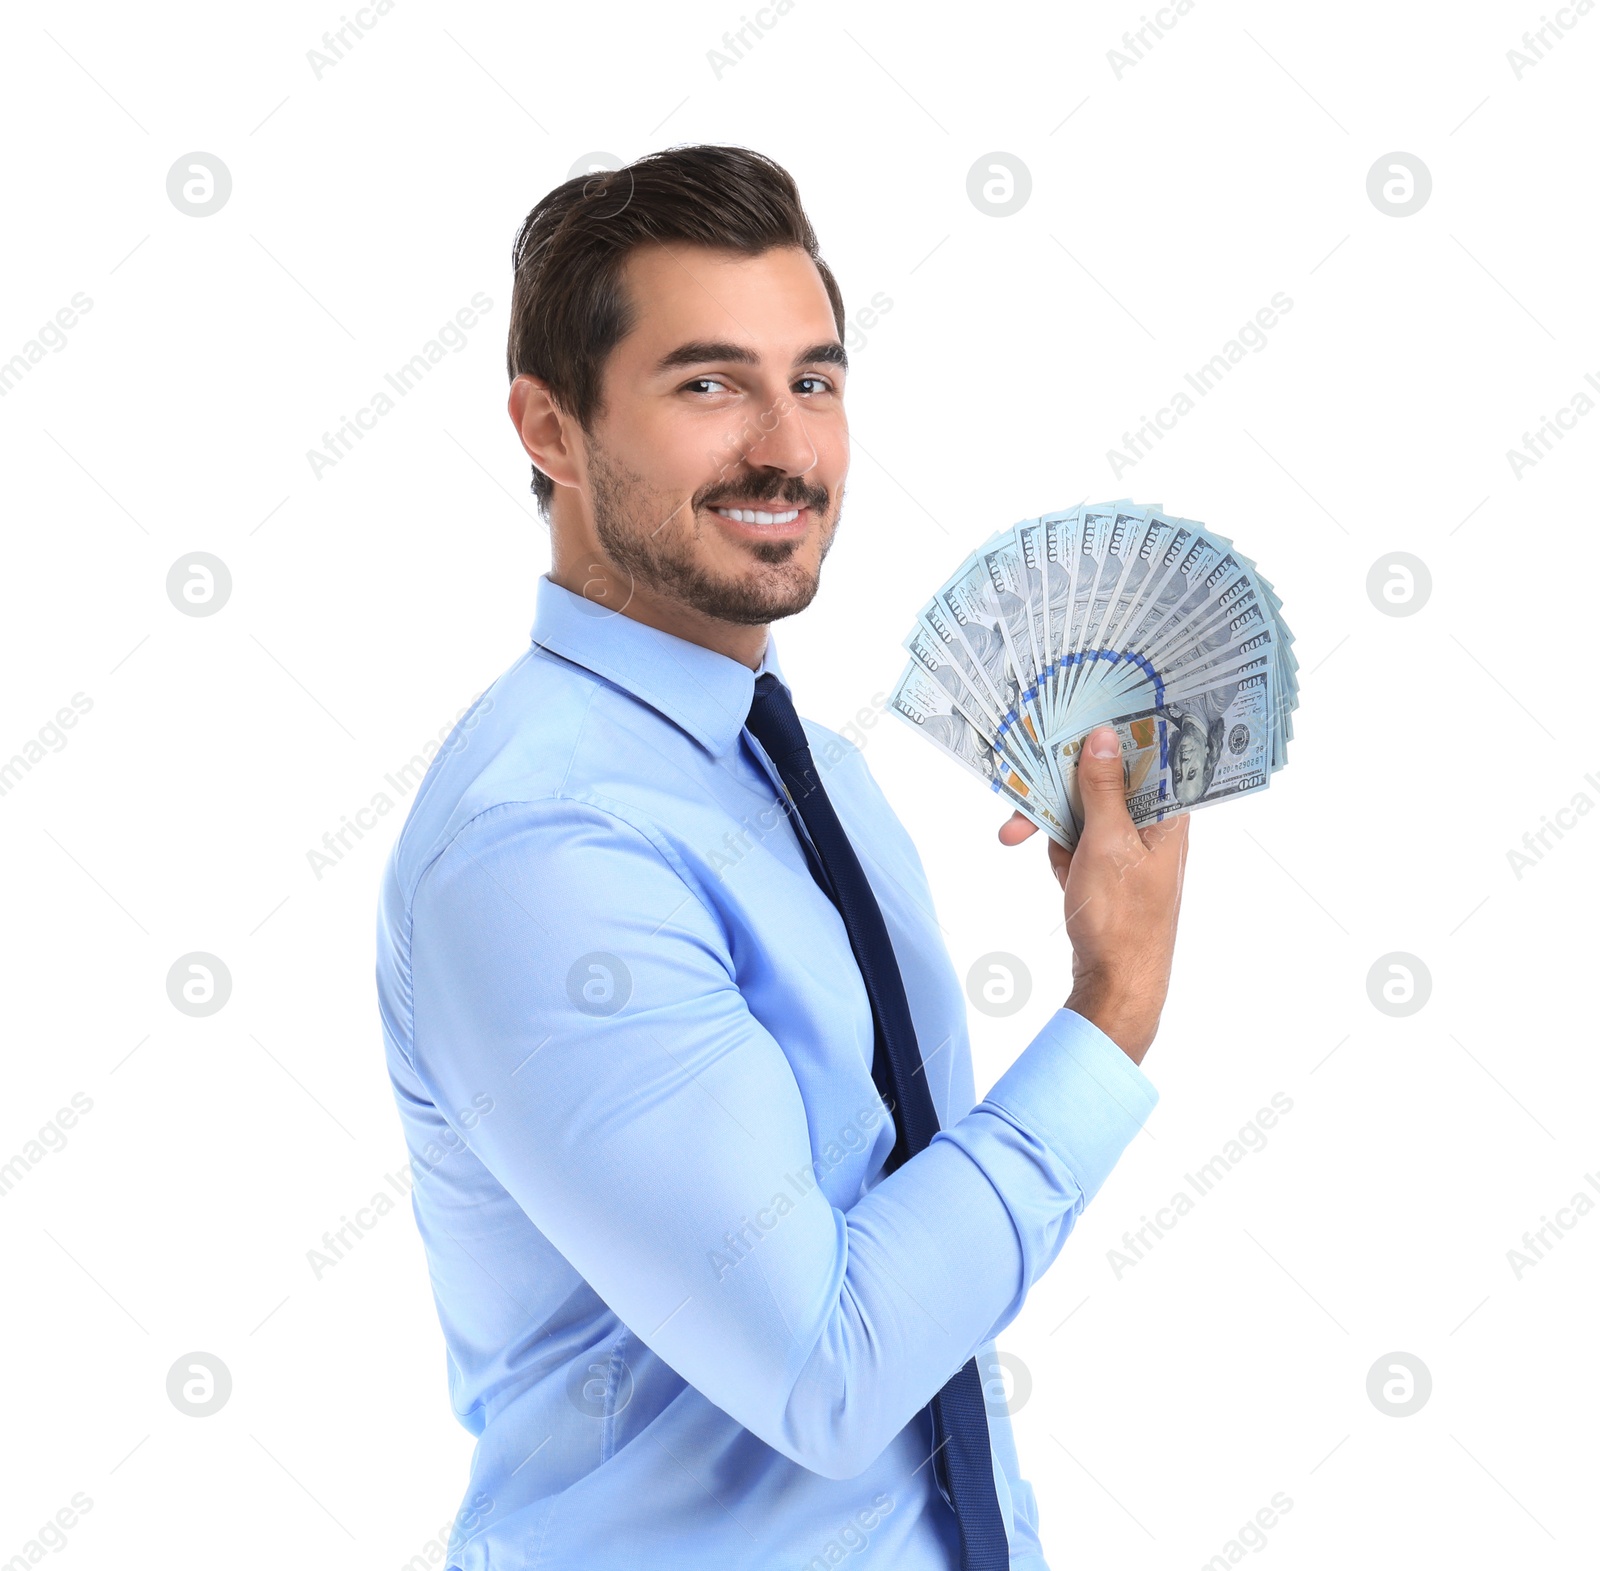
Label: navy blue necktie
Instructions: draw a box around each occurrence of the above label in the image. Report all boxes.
[745,672,1010,1571]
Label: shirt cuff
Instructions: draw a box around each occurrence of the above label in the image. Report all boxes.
[977,1007,1159,1208]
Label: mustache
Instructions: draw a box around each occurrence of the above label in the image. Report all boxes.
[700,481,828,510]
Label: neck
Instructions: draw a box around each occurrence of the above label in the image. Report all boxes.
[547,552,769,671]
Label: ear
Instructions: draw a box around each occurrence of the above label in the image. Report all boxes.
[508,375,582,490]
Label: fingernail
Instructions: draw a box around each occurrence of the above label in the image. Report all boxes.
[1087,728,1119,758]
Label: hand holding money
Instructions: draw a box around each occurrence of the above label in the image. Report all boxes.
[1019,723,1190,1065]
[891,499,1290,1060]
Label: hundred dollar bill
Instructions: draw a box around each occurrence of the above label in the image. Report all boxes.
[1189,519,1298,759]
[1039,506,1083,734]
[1068,504,1155,714]
[929,551,1066,802]
[1051,669,1275,845]
[978,531,1061,787]
[1099,512,1179,654]
[1100,532,1270,708]
[1053,502,1120,722]
[888,662,1072,844]
[902,619,1057,800]
[1005,518,1053,741]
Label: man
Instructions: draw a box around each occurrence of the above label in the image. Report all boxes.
[376,144,1189,1571]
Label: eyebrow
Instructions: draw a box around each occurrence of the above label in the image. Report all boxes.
[653,339,849,376]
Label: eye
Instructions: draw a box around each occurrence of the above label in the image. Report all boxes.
[679,372,838,397]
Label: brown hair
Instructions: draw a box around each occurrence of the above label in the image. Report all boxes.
[505,144,846,515]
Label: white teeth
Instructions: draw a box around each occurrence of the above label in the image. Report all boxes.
[713,506,801,525]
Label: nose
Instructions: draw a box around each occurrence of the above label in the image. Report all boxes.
[740,396,820,485]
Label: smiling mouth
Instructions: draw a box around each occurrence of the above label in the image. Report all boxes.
[710,504,805,525]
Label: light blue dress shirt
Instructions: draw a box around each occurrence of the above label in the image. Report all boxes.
[375,573,1159,1570]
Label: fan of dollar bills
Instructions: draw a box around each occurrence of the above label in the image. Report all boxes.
[888,499,1297,849]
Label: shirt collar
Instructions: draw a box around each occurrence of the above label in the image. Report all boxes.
[529,573,789,759]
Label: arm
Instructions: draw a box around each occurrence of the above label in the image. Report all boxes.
[408,795,1157,1480]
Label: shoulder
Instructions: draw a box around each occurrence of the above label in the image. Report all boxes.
[414,791,695,919]
[384,645,688,907]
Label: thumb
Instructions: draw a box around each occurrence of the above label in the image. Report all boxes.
[1076,726,1132,824]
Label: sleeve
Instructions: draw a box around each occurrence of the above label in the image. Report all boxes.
[407,795,1157,1480]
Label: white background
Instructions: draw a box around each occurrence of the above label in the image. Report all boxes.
[2,0,1596,1566]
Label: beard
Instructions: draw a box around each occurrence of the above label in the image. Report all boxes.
[586,438,837,626]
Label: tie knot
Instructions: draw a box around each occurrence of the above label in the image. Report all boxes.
[746,672,811,764]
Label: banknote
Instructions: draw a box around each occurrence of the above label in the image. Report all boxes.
[887,662,1072,839]
[1053,672,1274,839]
[889,500,1297,848]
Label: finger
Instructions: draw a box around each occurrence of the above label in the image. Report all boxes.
[1047,838,1073,889]
[1075,727,1138,839]
[997,812,1039,846]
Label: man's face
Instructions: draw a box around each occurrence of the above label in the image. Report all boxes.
[1170,712,1211,805]
[577,242,848,626]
